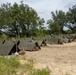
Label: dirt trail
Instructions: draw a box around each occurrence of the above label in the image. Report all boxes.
[25,42,76,75]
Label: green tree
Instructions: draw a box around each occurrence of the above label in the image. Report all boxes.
[37,18,46,36]
[48,20,61,34]
[0,1,39,37]
[66,4,76,33]
[0,3,13,28]
[47,10,66,34]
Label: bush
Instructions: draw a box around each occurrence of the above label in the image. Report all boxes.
[29,68,50,75]
[64,29,72,34]
[1,34,8,39]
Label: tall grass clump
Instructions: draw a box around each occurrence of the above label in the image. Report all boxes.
[0,57,20,75]
[9,57,20,68]
[29,67,50,75]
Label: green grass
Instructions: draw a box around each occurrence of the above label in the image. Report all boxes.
[29,67,50,75]
[0,57,20,75]
[0,56,51,75]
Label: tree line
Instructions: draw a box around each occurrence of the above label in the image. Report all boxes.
[0,1,76,38]
[47,4,76,34]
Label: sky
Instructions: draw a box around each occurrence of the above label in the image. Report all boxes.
[0,0,76,27]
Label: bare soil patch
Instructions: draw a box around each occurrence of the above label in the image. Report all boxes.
[25,42,76,75]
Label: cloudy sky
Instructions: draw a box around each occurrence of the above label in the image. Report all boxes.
[0,0,76,26]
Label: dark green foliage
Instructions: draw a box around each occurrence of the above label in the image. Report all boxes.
[64,29,72,34]
[66,4,76,33]
[0,1,76,37]
[48,4,76,34]
[47,10,66,34]
[0,1,48,37]
[0,1,40,37]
